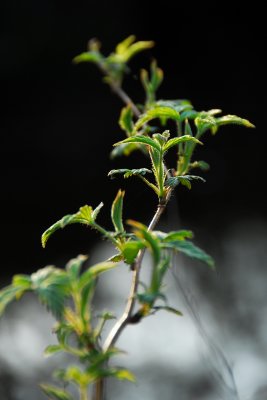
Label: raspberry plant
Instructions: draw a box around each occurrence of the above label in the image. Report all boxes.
[0,35,254,400]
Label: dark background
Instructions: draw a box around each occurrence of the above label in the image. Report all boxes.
[1,1,265,276]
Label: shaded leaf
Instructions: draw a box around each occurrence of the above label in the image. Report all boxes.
[189,160,210,171]
[40,384,73,400]
[119,105,134,134]
[153,305,183,316]
[165,175,205,190]
[108,168,152,179]
[162,240,215,268]
[111,190,125,233]
[110,142,139,158]
[162,230,194,241]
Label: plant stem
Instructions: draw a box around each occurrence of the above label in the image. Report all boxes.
[103,190,172,352]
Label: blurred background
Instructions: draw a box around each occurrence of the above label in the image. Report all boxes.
[0,1,266,399]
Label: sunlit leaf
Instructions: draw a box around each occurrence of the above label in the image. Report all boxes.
[215,114,255,130]
[79,261,118,289]
[127,220,161,264]
[163,135,202,152]
[156,99,192,113]
[44,345,63,357]
[40,384,73,400]
[72,51,102,64]
[114,135,161,152]
[111,190,125,233]
[135,106,180,130]
[120,240,144,264]
[66,255,87,280]
[41,203,103,248]
[112,369,135,382]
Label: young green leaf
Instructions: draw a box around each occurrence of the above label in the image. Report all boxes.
[162,240,215,269]
[40,384,74,400]
[111,190,125,233]
[114,135,161,152]
[41,203,103,248]
[152,306,183,316]
[44,345,63,357]
[189,160,210,171]
[156,99,192,113]
[120,240,144,264]
[0,285,28,316]
[72,51,103,65]
[135,106,180,130]
[163,135,202,153]
[111,369,135,382]
[127,220,161,265]
[119,105,134,135]
[215,114,255,130]
[162,230,194,241]
[79,261,118,290]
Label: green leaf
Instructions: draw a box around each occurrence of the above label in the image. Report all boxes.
[162,240,215,269]
[41,203,103,248]
[0,285,28,316]
[114,135,161,152]
[163,135,202,153]
[119,105,134,134]
[215,114,255,130]
[162,230,194,241]
[40,384,73,400]
[108,168,152,179]
[79,261,118,289]
[72,51,102,65]
[112,369,135,382]
[153,306,183,316]
[44,345,63,357]
[112,35,154,63]
[165,175,205,190]
[110,142,139,158]
[31,266,70,319]
[189,160,210,171]
[156,99,192,113]
[135,106,180,130]
[127,220,161,264]
[120,240,144,264]
[111,190,125,233]
[66,255,87,280]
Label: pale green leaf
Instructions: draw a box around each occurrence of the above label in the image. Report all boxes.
[113,369,135,382]
[153,305,183,316]
[163,230,194,241]
[0,285,27,316]
[79,261,118,289]
[40,384,73,400]
[72,51,102,64]
[215,115,255,129]
[156,99,192,113]
[44,345,63,357]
